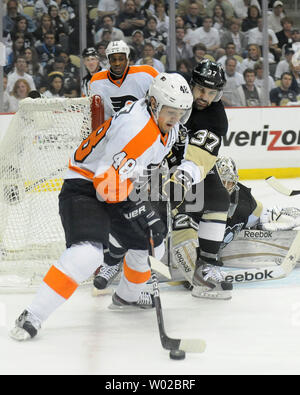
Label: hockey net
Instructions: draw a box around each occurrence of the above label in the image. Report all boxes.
[0,96,104,290]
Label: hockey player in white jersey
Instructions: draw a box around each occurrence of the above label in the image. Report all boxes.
[10,72,193,341]
[90,40,159,120]
[90,40,159,291]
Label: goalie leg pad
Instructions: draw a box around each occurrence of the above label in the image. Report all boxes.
[172,227,199,284]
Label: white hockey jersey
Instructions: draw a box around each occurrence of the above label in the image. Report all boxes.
[66,99,178,203]
[89,65,159,120]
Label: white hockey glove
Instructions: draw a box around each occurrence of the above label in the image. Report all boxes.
[259,206,300,231]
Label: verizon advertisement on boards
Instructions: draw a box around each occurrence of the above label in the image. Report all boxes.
[1,106,300,177]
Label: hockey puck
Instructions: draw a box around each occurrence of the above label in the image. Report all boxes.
[169,349,186,360]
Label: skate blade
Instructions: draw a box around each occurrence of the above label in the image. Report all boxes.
[192,286,232,300]
[9,327,32,341]
[91,287,114,297]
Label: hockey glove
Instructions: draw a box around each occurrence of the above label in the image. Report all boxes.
[162,169,193,211]
[118,199,166,247]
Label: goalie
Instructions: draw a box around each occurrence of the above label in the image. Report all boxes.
[172,156,300,294]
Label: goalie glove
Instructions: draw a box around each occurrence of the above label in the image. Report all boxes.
[162,169,193,211]
[258,206,299,231]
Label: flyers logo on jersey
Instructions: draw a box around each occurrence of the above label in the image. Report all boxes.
[111,95,138,113]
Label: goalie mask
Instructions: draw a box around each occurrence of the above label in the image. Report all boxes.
[191,59,226,102]
[147,72,193,125]
[216,156,239,194]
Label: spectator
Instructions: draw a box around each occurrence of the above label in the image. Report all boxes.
[217,42,243,73]
[6,32,25,72]
[186,16,221,57]
[33,13,55,44]
[240,44,262,72]
[43,71,65,97]
[168,26,193,64]
[154,1,169,34]
[96,0,121,20]
[135,42,165,72]
[35,31,62,68]
[116,0,146,39]
[48,4,70,51]
[177,0,206,19]
[4,78,31,112]
[268,1,286,34]
[229,0,261,20]
[182,1,203,30]
[235,68,264,106]
[276,17,294,49]
[274,48,294,80]
[35,0,57,20]
[11,15,35,48]
[222,56,245,106]
[241,5,261,32]
[290,62,300,94]
[221,18,248,57]
[45,55,79,97]
[95,41,110,69]
[94,15,125,45]
[140,0,157,19]
[253,60,276,92]
[286,29,300,54]
[129,30,145,62]
[6,54,36,93]
[3,0,36,34]
[189,43,208,68]
[175,15,186,29]
[212,3,227,35]
[144,16,167,58]
[177,59,192,81]
[206,0,235,20]
[270,72,298,106]
[24,46,45,90]
[248,17,279,49]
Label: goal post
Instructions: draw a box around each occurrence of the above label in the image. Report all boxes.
[0,95,104,289]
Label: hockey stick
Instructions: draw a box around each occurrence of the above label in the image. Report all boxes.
[148,230,206,353]
[223,230,300,283]
[265,176,300,196]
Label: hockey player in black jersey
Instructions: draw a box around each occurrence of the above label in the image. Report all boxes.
[81,47,102,97]
[166,59,234,299]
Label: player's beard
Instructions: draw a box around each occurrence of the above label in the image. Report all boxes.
[194,98,209,110]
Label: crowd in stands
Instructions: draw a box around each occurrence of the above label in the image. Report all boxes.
[2,0,300,112]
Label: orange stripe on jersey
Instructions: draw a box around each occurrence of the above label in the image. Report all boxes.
[90,70,109,83]
[93,117,160,203]
[128,65,159,78]
[43,265,78,299]
[123,260,151,284]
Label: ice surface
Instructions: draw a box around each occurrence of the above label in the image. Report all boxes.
[1,179,300,375]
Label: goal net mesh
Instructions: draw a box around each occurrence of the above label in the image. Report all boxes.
[0,96,102,289]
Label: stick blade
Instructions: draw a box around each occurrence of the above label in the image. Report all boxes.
[149,256,172,279]
[265,176,292,196]
[179,338,207,353]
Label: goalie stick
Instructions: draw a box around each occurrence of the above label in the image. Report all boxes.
[265,176,300,196]
[223,230,300,283]
[148,230,206,354]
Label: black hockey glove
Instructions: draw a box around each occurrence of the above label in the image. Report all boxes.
[162,169,193,211]
[118,199,166,247]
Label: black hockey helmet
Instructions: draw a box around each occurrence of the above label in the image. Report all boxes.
[191,59,226,91]
[82,47,98,58]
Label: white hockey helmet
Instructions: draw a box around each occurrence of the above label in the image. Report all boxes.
[147,72,193,124]
[105,40,130,59]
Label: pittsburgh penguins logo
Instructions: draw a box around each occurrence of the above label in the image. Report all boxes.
[110,95,138,113]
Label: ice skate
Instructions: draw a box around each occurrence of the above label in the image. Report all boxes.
[93,262,120,290]
[109,291,155,310]
[10,310,41,341]
[192,259,232,300]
